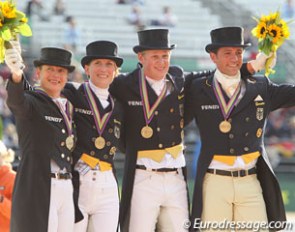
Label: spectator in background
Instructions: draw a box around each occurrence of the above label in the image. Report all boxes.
[25,0,49,21]
[53,0,66,16]
[117,0,145,4]
[64,16,81,54]
[286,107,295,137]
[150,6,178,27]
[0,76,9,130]
[26,0,43,17]
[282,0,294,19]
[117,0,128,4]
[2,123,18,150]
[243,25,258,60]
[0,76,16,146]
[0,140,16,232]
[131,0,145,5]
[127,6,145,30]
[265,111,292,143]
[68,69,85,83]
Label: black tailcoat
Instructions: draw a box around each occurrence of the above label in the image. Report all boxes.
[109,66,211,232]
[6,80,76,232]
[63,82,124,222]
[185,73,295,231]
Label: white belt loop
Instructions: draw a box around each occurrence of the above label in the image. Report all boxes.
[55,173,61,179]
[230,170,234,177]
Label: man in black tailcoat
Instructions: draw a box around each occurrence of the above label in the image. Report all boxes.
[185,27,290,232]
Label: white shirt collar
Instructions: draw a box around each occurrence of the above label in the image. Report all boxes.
[215,69,241,89]
[145,76,166,96]
[52,97,67,111]
[89,80,109,101]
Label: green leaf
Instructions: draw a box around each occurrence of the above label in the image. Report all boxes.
[1,28,12,41]
[16,11,25,19]
[257,38,274,55]
[18,23,32,36]
[252,16,259,23]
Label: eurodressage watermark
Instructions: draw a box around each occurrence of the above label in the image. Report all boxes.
[183,218,294,231]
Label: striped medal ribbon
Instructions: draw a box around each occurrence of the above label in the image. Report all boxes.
[35,86,74,150]
[212,77,241,133]
[139,68,167,139]
[83,82,113,149]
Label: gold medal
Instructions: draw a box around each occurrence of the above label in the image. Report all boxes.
[95,136,106,149]
[65,135,74,150]
[213,77,240,134]
[141,126,153,139]
[219,120,231,133]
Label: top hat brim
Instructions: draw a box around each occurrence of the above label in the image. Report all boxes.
[205,43,251,53]
[81,55,123,68]
[133,44,176,54]
[34,60,75,73]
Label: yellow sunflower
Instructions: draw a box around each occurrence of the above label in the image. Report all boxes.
[1,1,16,19]
[280,20,290,39]
[0,0,32,63]
[268,12,279,22]
[251,10,292,77]
[268,24,282,43]
[252,21,268,39]
[260,15,269,23]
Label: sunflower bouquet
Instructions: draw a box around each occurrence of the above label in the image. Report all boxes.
[251,10,290,77]
[0,0,32,63]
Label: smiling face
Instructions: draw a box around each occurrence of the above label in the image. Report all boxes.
[84,59,118,89]
[138,50,171,81]
[36,65,69,98]
[210,47,244,76]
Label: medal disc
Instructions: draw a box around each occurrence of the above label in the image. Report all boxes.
[219,120,231,133]
[95,136,106,149]
[141,126,153,139]
[65,135,74,150]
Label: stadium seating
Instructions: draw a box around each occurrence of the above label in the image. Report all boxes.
[26,0,222,71]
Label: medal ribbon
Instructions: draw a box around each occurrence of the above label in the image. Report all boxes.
[34,86,73,135]
[139,68,167,125]
[83,83,113,136]
[212,77,241,120]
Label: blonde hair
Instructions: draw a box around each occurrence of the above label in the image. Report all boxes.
[0,141,15,164]
[115,66,120,77]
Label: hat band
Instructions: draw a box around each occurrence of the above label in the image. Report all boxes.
[39,58,71,65]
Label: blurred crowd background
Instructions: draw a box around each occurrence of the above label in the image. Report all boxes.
[1,0,295,215]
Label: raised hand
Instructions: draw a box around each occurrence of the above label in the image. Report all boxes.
[249,52,276,73]
[5,46,25,79]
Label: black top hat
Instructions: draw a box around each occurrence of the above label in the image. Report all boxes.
[81,41,123,68]
[205,27,251,53]
[133,29,176,53]
[34,47,75,73]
